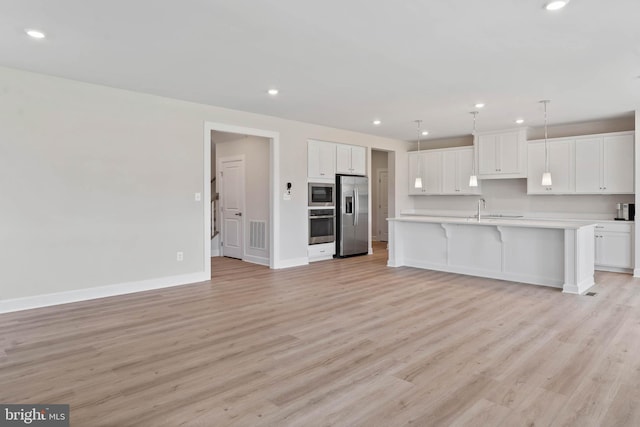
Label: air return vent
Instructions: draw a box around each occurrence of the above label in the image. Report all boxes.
[249,220,267,250]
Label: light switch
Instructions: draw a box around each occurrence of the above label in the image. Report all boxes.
[195,192,201,201]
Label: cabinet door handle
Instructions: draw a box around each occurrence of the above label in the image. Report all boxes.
[595,226,604,229]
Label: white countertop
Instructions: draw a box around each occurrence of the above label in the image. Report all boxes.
[388,216,596,230]
[399,210,633,224]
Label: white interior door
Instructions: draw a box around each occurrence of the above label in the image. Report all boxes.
[377,169,389,242]
[220,157,245,259]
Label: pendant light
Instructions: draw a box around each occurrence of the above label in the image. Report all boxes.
[540,100,553,186]
[414,120,423,189]
[469,111,479,187]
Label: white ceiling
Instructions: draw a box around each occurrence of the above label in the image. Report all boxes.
[2,0,639,142]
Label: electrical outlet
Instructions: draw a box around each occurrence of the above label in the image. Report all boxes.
[176,251,184,261]
[194,192,201,202]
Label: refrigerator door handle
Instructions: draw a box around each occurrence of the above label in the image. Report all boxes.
[354,187,358,226]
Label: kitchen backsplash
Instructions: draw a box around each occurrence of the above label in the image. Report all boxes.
[410,178,634,219]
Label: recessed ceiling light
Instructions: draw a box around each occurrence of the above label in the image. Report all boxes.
[373,120,382,126]
[545,1,569,11]
[421,131,429,136]
[475,103,485,109]
[267,89,279,95]
[25,29,46,39]
[516,119,525,124]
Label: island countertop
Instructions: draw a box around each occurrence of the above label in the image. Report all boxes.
[388,216,597,230]
[387,216,596,294]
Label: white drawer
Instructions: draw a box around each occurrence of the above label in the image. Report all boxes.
[308,243,335,260]
[595,222,633,233]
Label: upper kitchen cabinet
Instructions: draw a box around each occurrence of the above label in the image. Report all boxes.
[477,128,527,179]
[527,139,574,194]
[409,147,476,195]
[575,133,634,194]
[442,147,481,195]
[336,143,366,175]
[308,139,336,180]
[408,150,442,195]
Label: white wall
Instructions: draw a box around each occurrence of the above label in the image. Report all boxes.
[0,66,409,304]
[215,135,270,262]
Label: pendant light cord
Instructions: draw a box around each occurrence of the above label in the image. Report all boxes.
[471,112,478,175]
[543,100,549,172]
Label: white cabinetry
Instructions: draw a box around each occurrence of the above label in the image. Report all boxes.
[527,131,634,195]
[575,134,634,194]
[527,139,574,194]
[409,147,479,195]
[308,242,335,262]
[336,144,366,175]
[408,151,442,195]
[442,147,481,194]
[308,140,367,180]
[594,222,633,272]
[477,128,527,179]
[308,140,336,180]
[408,151,423,195]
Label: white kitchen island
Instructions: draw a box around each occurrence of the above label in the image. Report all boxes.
[387,216,596,294]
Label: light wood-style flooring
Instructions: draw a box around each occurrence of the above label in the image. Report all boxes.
[2,243,640,426]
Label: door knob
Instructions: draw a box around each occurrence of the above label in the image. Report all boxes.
[235,212,242,216]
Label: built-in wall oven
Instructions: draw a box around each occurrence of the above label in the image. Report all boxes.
[308,208,335,244]
[308,183,335,207]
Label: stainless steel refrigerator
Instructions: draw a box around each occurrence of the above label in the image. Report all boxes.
[336,174,368,257]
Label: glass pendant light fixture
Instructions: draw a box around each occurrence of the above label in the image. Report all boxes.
[540,100,553,186]
[414,120,423,189]
[469,111,479,187]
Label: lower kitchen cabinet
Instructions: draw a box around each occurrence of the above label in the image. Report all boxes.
[308,243,335,262]
[595,222,633,272]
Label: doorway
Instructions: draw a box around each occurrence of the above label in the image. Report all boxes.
[377,168,389,241]
[371,149,390,242]
[204,123,280,277]
[212,132,270,266]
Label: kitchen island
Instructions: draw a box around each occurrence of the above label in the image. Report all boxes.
[387,216,596,294]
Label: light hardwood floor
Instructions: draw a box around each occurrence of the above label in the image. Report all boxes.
[2,243,640,426]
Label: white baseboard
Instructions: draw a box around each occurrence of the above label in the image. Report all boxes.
[596,266,631,274]
[0,271,209,314]
[562,276,595,295]
[634,268,640,278]
[273,257,309,269]
[399,258,565,289]
[243,254,269,266]
[309,254,333,263]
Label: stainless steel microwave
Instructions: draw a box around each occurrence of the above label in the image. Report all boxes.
[308,183,335,207]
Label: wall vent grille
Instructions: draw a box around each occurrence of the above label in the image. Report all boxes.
[249,220,267,250]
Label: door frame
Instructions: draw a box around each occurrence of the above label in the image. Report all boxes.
[204,122,280,277]
[218,155,246,259]
[376,168,389,242]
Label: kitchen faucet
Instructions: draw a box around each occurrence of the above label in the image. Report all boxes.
[477,198,486,221]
